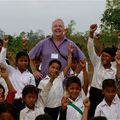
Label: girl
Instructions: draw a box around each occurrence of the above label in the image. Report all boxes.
[0,38,35,113]
[58,76,90,120]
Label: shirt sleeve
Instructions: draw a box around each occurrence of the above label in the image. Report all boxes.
[87,37,100,67]
[28,40,44,59]
[20,110,24,120]
[0,47,14,73]
[94,105,101,117]
[72,42,86,60]
[6,91,16,104]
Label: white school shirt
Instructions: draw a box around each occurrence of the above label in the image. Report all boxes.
[95,95,120,120]
[66,95,84,120]
[0,47,35,99]
[87,37,116,90]
[20,105,44,120]
[38,72,64,108]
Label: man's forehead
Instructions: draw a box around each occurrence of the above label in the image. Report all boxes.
[52,19,64,26]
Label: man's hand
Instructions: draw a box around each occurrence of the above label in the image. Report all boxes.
[33,70,43,80]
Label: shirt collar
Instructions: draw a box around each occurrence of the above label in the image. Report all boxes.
[49,36,68,43]
[101,97,117,107]
[24,105,38,113]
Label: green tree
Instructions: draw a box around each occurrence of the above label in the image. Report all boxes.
[101,0,120,32]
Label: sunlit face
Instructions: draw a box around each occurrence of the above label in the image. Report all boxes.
[52,19,64,38]
[23,93,37,109]
[0,112,15,120]
[101,52,112,65]
[17,56,29,72]
[48,63,60,78]
[102,87,116,104]
[67,83,81,101]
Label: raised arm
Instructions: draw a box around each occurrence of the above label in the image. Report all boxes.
[64,44,73,76]
[87,24,100,66]
[0,66,16,103]
[79,60,89,95]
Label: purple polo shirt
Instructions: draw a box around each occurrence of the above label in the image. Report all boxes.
[29,36,85,77]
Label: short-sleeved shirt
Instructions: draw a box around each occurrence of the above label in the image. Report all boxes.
[66,95,84,120]
[29,36,85,77]
[20,105,44,120]
[38,72,64,108]
[95,95,120,120]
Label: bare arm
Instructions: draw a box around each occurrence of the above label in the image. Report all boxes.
[64,44,73,76]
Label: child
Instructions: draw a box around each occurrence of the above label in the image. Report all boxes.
[94,79,120,120]
[0,66,16,104]
[69,57,89,96]
[0,103,18,120]
[0,38,35,112]
[87,24,117,117]
[38,44,73,120]
[59,76,90,120]
[20,85,44,120]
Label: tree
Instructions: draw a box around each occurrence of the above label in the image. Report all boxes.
[101,0,120,32]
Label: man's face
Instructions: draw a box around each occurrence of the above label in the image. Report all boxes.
[52,20,64,38]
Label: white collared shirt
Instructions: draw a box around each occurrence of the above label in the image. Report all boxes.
[38,72,64,108]
[20,105,44,120]
[66,95,84,120]
[0,47,35,99]
[95,95,120,120]
[87,37,116,89]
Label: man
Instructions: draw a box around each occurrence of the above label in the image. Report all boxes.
[29,19,85,79]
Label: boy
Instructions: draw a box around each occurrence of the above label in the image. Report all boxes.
[94,79,120,120]
[20,85,44,120]
[38,44,73,120]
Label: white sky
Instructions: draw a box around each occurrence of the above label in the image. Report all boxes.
[0,0,106,35]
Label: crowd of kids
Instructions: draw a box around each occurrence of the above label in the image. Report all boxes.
[0,22,120,120]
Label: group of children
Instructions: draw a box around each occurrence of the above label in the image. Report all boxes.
[0,25,120,120]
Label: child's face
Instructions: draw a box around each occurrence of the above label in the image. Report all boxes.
[0,112,14,120]
[102,87,116,103]
[17,56,29,72]
[23,93,37,109]
[48,63,60,77]
[67,83,81,101]
[101,52,112,65]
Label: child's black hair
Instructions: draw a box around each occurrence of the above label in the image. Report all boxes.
[66,76,81,89]
[0,103,18,120]
[35,113,53,120]
[101,47,116,61]
[15,50,29,63]
[102,79,116,90]
[90,116,107,120]
[48,59,62,70]
[0,84,5,96]
[22,85,39,98]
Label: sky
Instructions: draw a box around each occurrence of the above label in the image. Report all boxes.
[0,0,106,35]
